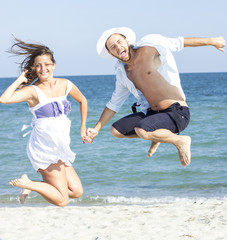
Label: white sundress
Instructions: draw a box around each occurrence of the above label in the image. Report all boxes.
[24,80,76,171]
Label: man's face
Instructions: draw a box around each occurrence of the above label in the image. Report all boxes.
[106,34,130,61]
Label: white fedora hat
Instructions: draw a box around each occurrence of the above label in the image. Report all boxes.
[96,27,136,59]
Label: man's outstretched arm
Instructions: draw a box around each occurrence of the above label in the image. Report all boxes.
[184,36,225,52]
[85,107,116,143]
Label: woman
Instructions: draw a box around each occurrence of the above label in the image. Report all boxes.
[0,38,87,206]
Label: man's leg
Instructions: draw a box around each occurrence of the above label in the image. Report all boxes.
[134,128,191,167]
[111,111,145,138]
[147,141,160,157]
[134,107,191,166]
[111,112,160,155]
[110,126,138,138]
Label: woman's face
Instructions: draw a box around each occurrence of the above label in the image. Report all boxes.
[33,54,55,80]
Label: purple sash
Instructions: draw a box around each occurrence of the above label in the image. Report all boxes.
[34,100,71,119]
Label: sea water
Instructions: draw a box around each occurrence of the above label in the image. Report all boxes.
[0,72,226,205]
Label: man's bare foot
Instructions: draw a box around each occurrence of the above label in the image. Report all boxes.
[9,174,32,190]
[148,142,160,157]
[176,136,191,167]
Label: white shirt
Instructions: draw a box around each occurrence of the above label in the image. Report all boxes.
[106,34,185,114]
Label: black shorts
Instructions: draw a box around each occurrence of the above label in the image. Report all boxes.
[112,102,190,136]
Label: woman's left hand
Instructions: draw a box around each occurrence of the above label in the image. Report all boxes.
[80,128,87,144]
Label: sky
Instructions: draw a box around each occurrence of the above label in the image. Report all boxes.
[0,0,226,78]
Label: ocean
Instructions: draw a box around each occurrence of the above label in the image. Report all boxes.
[0,72,226,206]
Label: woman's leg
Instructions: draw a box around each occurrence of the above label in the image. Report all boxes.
[64,165,83,199]
[9,160,71,206]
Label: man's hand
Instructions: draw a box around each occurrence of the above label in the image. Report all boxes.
[85,128,99,143]
[213,36,225,52]
[184,36,226,52]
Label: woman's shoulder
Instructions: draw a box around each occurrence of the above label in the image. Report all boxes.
[55,78,73,95]
[55,78,69,86]
[56,78,75,89]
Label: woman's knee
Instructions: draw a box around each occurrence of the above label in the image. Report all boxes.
[54,195,69,207]
[58,201,68,207]
[71,187,83,199]
[56,187,83,205]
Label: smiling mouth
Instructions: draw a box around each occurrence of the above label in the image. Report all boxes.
[120,49,127,58]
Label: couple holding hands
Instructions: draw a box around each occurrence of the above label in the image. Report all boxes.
[0,27,225,206]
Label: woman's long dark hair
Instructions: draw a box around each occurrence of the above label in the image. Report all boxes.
[8,37,56,88]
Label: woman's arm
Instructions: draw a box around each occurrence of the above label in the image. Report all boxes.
[0,72,34,104]
[68,83,88,142]
[184,36,225,52]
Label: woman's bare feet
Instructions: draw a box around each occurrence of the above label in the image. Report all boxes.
[19,188,32,204]
[9,174,32,190]
[9,174,33,204]
[148,141,160,157]
[176,136,191,167]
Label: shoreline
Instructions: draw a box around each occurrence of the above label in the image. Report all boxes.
[0,200,226,240]
[1,194,227,205]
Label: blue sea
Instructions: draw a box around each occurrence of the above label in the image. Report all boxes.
[0,72,226,206]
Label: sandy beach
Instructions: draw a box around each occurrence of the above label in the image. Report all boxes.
[0,200,226,240]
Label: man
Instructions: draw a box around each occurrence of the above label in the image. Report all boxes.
[86,27,225,167]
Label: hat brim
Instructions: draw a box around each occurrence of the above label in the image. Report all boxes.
[97,27,136,59]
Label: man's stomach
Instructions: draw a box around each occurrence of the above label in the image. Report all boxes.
[149,99,188,111]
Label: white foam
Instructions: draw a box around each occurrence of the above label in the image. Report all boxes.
[70,195,227,206]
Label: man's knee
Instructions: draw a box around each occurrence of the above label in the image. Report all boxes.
[110,126,125,138]
[135,127,151,140]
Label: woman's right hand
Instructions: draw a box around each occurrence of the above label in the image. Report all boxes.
[16,71,29,89]
[0,70,32,104]
[18,71,28,84]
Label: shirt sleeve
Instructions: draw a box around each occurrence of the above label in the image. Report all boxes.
[136,34,184,52]
[106,74,131,113]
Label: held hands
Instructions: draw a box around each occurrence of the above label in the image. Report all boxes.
[213,36,225,52]
[84,128,99,143]
[80,127,98,144]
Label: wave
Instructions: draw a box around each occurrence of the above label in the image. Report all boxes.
[1,194,226,207]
